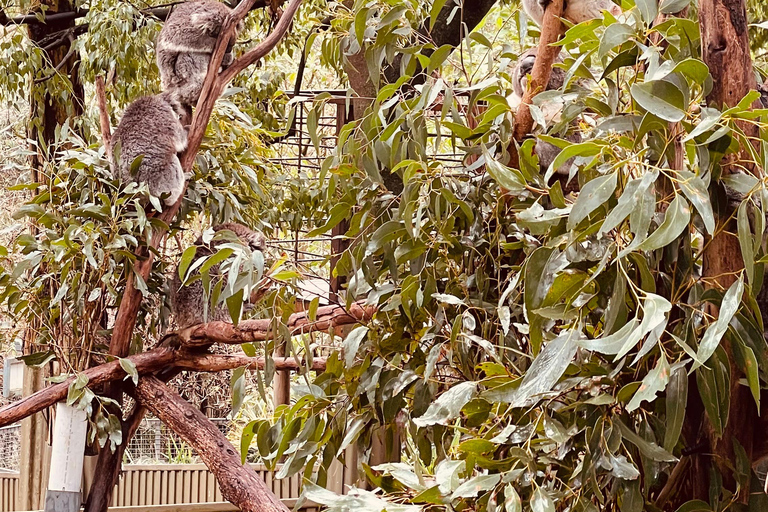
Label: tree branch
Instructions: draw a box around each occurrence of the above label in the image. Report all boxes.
[508,0,565,173]
[133,376,290,512]
[0,1,268,27]
[33,34,76,83]
[176,301,376,347]
[95,75,111,153]
[0,347,176,428]
[0,351,322,429]
[176,353,327,372]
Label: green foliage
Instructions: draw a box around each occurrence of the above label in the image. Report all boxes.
[0,0,304,450]
[243,1,768,511]
[5,0,768,509]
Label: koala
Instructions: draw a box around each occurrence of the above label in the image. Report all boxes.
[156,0,242,110]
[759,76,768,109]
[171,223,267,329]
[523,0,622,26]
[512,47,566,100]
[110,92,188,207]
[512,47,582,189]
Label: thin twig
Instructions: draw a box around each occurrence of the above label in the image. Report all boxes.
[34,35,76,84]
[95,75,112,154]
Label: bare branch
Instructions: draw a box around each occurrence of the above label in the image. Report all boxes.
[176,353,327,372]
[176,301,376,347]
[0,350,322,429]
[219,0,302,83]
[0,1,268,27]
[33,35,76,83]
[133,376,290,512]
[0,348,176,428]
[95,75,112,154]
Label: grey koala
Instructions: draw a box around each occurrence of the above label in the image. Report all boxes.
[156,0,241,110]
[171,223,267,329]
[110,92,188,207]
[512,47,566,100]
[522,0,622,26]
[512,48,582,188]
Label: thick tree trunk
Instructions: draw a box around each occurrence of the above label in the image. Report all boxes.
[133,376,290,512]
[84,405,146,511]
[698,0,757,502]
[27,0,84,170]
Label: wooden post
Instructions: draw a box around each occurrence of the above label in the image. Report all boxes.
[18,365,48,511]
[273,340,291,409]
[44,402,88,512]
[330,99,351,306]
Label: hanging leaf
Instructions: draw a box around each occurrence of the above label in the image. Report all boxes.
[631,80,686,122]
[695,277,743,368]
[413,381,478,427]
[484,330,579,407]
[567,172,618,230]
[678,171,715,235]
[638,195,691,251]
[627,353,670,411]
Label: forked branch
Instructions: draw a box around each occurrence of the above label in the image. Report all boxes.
[0,352,325,429]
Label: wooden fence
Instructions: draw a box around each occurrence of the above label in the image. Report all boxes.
[0,457,356,511]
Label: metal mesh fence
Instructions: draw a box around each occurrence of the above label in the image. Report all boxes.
[0,424,19,472]
[123,417,230,464]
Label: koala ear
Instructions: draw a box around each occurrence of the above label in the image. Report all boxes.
[191,12,223,37]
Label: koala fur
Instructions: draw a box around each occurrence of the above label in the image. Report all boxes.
[511,47,582,187]
[110,92,188,206]
[512,47,566,100]
[523,0,622,26]
[156,0,241,109]
[171,223,267,329]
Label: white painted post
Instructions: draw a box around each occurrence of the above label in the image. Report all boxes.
[44,402,88,512]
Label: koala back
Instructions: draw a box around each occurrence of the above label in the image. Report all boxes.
[110,94,188,204]
[157,0,235,54]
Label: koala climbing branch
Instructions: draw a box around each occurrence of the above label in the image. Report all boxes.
[508,0,565,174]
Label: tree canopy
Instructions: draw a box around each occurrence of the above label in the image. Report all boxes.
[3,0,768,511]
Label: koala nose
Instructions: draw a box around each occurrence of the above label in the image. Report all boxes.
[608,3,622,16]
